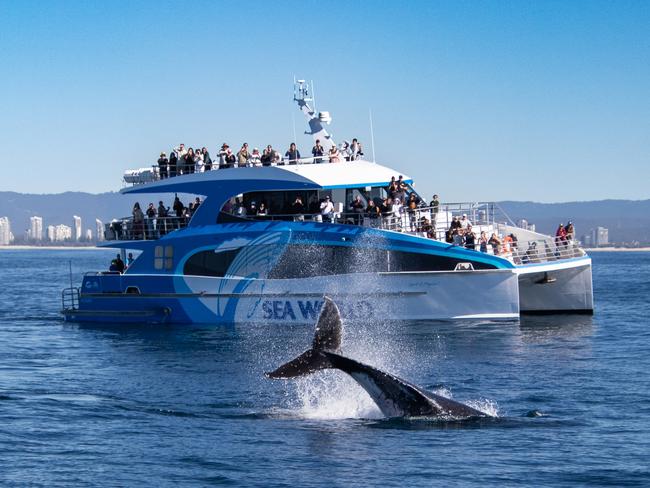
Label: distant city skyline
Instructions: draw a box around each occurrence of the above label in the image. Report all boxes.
[1,1,648,203]
[0,214,100,244]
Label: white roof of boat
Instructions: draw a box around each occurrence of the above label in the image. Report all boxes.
[275,159,411,188]
[121,159,412,194]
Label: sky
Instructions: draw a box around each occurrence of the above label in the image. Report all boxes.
[0,0,648,203]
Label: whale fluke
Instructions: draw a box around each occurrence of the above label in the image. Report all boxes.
[266,297,488,419]
[266,297,340,379]
[311,297,342,353]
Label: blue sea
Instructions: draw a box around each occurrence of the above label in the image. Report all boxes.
[0,249,649,487]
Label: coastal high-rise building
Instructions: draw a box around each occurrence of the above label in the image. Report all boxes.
[48,224,72,242]
[96,219,104,242]
[587,227,609,247]
[85,229,93,241]
[73,216,82,241]
[29,216,44,241]
[517,219,528,230]
[0,217,14,246]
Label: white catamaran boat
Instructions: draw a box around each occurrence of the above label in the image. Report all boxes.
[61,81,593,324]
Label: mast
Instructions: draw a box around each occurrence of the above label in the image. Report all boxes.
[293,80,336,152]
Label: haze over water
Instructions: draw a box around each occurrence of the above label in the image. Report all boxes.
[0,249,649,486]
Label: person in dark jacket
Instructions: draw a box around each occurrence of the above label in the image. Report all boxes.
[285,143,301,164]
[184,148,195,174]
[202,147,212,171]
[132,202,145,239]
[350,195,365,225]
[157,201,169,236]
[168,151,178,177]
[110,253,125,273]
[173,195,184,229]
[157,152,169,179]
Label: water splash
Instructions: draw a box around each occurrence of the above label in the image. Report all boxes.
[467,398,500,417]
[287,370,382,420]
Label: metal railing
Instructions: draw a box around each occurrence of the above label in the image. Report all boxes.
[104,216,187,241]
[123,155,367,186]
[62,287,80,311]
[102,200,587,265]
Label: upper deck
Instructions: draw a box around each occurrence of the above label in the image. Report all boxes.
[121,159,412,197]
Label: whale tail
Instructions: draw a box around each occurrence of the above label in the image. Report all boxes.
[265,297,342,379]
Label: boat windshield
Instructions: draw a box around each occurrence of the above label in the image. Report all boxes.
[219,184,426,221]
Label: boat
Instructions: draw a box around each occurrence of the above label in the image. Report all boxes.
[61,81,593,324]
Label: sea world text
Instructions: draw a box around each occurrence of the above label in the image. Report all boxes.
[261,300,373,321]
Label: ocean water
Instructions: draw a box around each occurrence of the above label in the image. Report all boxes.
[0,249,649,487]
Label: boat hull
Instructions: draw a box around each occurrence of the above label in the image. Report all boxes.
[517,257,594,314]
[64,269,520,324]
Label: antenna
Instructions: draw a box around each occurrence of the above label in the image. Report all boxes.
[369,108,376,163]
[292,110,297,144]
[311,79,316,113]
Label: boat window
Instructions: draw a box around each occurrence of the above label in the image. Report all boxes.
[183,248,242,277]
[165,246,174,270]
[154,245,164,270]
[268,244,496,279]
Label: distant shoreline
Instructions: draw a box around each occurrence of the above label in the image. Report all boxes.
[0,245,102,251]
[584,247,650,252]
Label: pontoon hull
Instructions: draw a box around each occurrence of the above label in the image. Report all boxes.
[65,269,520,324]
[517,257,594,314]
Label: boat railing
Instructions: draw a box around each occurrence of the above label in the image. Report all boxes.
[102,202,589,265]
[61,287,80,311]
[103,216,188,241]
[506,239,586,265]
[123,156,365,186]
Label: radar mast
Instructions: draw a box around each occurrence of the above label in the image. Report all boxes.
[293,80,336,152]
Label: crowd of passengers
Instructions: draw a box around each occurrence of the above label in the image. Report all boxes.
[114,171,578,262]
[155,139,364,177]
[108,194,203,240]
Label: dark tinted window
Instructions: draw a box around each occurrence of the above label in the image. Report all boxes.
[183,248,242,277]
[268,244,495,279]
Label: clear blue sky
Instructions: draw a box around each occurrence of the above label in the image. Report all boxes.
[1,0,648,202]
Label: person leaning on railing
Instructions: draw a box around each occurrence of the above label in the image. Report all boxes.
[285,143,301,165]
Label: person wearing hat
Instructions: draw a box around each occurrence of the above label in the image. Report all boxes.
[218,143,229,169]
[157,152,169,179]
[320,195,334,222]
